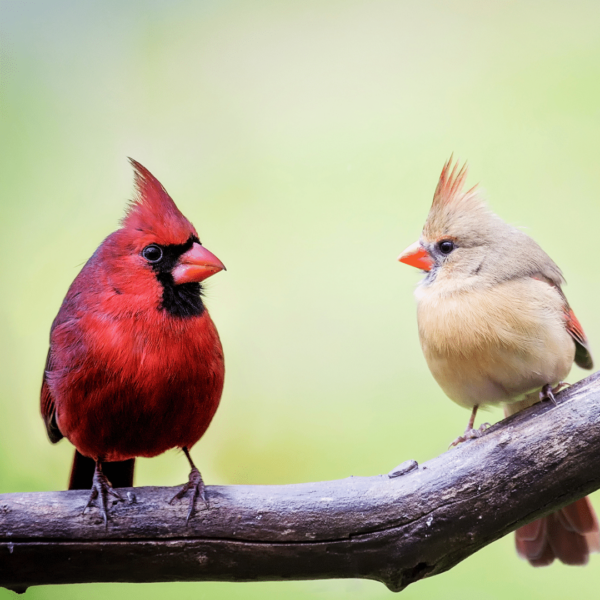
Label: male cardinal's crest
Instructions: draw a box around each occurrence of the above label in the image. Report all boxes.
[123,159,197,244]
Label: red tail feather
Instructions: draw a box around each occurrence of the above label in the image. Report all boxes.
[516,497,599,566]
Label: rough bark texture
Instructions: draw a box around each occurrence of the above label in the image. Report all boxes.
[3,372,600,593]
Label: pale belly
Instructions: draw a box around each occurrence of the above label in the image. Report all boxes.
[425,342,573,408]
[416,278,575,409]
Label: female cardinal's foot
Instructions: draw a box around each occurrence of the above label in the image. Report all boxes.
[449,405,490,448]
[169,447,208,523]
[539,382,569,404]
[449,422,490,448]
[83,461,123,527]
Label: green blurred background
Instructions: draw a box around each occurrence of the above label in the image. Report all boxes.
[2,0,600,598]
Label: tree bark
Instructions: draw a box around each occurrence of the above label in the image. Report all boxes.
[3,371,600,593]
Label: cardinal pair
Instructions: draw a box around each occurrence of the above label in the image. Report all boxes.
[42,158,597,566]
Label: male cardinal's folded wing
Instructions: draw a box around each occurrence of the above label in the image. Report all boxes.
[41,348,63,443]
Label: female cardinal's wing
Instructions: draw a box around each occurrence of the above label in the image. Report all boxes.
[532,273,593,370]
[41,348,63,443]
[564,307,593,370]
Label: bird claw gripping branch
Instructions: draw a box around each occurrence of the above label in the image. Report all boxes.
[169,447,209,524]
[448,422,491,449]
[83,463,123,527]
[170,467,209,524]
[539,382,569,405]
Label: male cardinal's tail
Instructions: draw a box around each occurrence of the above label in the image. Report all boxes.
[515,497,600,566]
[68,450,135,490]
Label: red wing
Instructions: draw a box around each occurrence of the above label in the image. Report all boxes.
[41,348,63,443]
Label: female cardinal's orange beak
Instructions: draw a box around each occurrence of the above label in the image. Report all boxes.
[398,241,433,271]
[172,243,226,284]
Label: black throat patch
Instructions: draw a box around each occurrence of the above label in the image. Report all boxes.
[150,237,205,318]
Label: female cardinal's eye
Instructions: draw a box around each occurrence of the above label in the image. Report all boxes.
[438,240,455,255]
[142,245,163,263]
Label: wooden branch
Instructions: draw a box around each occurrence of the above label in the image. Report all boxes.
[3,372,600,593]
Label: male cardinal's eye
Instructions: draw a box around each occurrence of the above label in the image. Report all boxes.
[142,245,163,263]
[438,240,455,255]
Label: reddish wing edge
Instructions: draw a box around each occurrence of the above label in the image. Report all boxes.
[564,307,593,370]
[531,274,593,370]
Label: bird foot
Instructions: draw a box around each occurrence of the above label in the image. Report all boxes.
[83,467,123,527]
[449,423,491,449]
[539,382,569,405]
[169,466,208,523]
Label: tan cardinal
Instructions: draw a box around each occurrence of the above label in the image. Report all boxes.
[398,157,599,566]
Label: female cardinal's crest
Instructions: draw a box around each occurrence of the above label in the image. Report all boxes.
[431,156,478,208]
[122,159,198,245]
[424,156,486,239]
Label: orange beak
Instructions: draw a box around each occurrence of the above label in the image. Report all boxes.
[398,241,433,271]
[172,242,226,284]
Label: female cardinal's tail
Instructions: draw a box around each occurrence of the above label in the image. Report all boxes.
[504,397,599,566]
[515,497,600,566]
[68,450,135,490]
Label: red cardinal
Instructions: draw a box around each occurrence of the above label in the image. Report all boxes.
[398,158,599,566]
[41,159,226,523]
